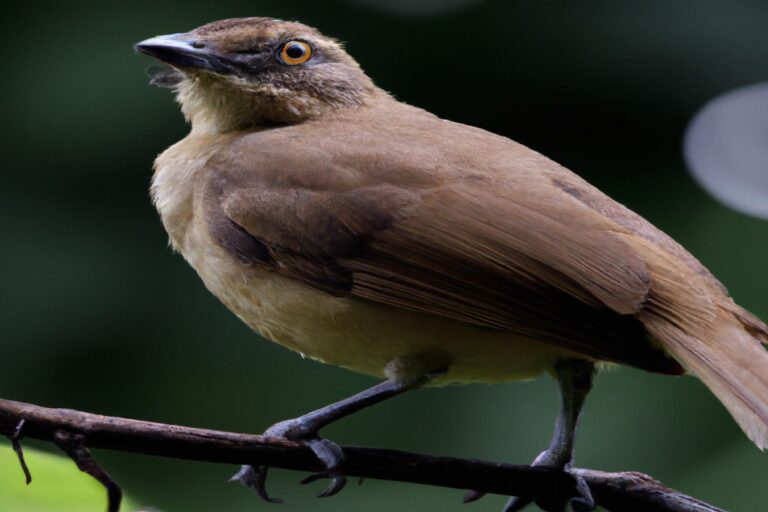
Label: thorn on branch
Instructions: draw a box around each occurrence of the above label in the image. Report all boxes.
[8,418,32,485]
[53,430,123,512]
[462,490,485,504]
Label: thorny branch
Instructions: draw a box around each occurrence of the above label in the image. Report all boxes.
[0,398,725,512]
[8,418,31,485]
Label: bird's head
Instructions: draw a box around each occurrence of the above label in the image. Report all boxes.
[135,17,378,131]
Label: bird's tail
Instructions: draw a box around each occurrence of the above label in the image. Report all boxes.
[621,233,768,449]
[644,310,768,449]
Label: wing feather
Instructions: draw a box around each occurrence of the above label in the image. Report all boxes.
[204,109,683,374]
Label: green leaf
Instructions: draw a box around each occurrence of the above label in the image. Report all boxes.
[0,442,142,512]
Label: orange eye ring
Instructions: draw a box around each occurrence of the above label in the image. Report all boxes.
[280,41,313,65]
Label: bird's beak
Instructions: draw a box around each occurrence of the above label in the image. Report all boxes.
[135,34,235,75]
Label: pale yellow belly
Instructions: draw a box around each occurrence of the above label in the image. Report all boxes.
[181,229,575,386]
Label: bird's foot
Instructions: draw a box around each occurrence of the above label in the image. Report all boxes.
[501,450,594,512]
[230,419,347,503]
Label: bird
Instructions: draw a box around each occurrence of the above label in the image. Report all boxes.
[135,17,768,511]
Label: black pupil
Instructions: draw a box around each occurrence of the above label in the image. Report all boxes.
[286,43,306,60]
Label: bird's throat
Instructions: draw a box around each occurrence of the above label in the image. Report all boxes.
[176,74,382,134]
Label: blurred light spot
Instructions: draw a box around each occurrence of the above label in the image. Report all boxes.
[345,0,486,16]
[684,83,768,220]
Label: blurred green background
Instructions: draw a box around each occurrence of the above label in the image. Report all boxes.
[1,0,767,510]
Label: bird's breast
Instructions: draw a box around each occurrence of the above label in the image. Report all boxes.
[152,132,238,252]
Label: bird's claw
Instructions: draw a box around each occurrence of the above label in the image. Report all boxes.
[566,472,595,512]
[230,464,284,504]
[502,451,595,512]
[230,424,347,503]
[299,468,347,498]
[301,437,347,497]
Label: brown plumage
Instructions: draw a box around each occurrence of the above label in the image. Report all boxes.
[137,16,768,460]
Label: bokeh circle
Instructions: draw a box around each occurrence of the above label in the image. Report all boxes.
[684,83,768,220]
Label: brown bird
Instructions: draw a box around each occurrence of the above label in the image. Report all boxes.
[136,17,768,511]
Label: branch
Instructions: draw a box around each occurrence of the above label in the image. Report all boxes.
[0,398,725,512]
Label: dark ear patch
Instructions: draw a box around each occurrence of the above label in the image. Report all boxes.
[146,64,184,89]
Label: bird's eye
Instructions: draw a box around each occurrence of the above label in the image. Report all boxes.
[280,41,312,65]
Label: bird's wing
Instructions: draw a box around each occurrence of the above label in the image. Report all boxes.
[203,109,683,374]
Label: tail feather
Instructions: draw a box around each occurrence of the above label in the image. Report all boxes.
[646,318,768,449]
[625,235,768,450]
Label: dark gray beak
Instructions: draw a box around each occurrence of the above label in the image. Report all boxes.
[135,34,236,75]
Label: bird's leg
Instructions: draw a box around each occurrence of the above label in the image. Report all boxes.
[503,359,596,512]
[231,373,437,503]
